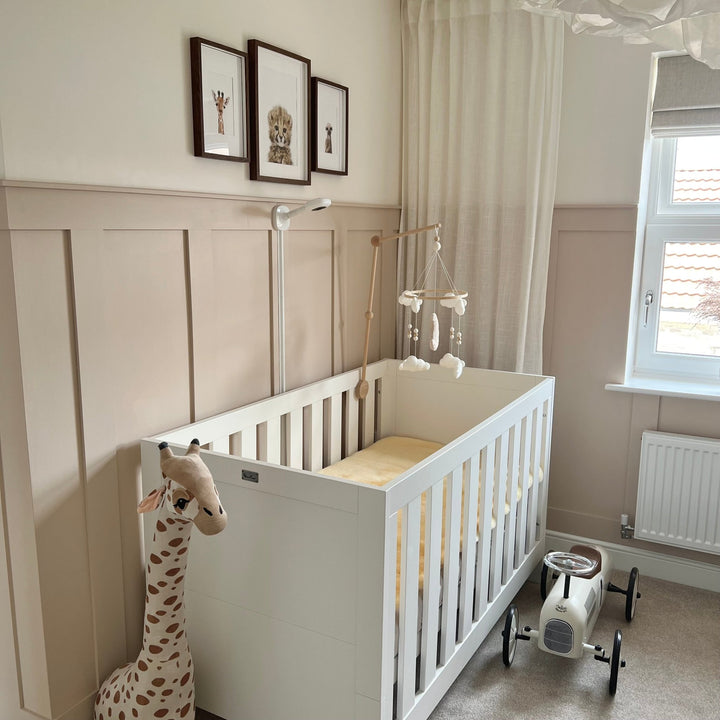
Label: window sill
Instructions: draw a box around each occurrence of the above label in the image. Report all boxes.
[605,378,720,402]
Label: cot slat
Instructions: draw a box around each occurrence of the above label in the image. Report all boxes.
[459,453,480,640]
[419,480,443,691]
[397,496,422,720]
[211,436,229,454]
[516,416,531,562]
[503,423,521,584]
[539,400,552,538]
[286,408,303,469]
[490,432,509,600]
[258,418,281,464]
[381,512,398,720]
[239,427,257,460]
[474,443,495,619]
[345,390,359,457]
[327,393,342,465]
[439,466,462,665]
[305,401,323,472]
[362,384,375,449]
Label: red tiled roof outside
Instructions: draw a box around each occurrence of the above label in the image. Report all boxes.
[661,242,720,311]
[673,168,720,203]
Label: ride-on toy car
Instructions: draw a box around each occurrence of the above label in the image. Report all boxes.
[501,545,641,695]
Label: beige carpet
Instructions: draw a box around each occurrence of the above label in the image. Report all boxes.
[429,572,720,720]
[197,572,720,720]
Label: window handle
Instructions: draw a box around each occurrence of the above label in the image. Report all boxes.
[643,290,654,327]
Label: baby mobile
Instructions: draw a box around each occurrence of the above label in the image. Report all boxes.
[398,223,468,378]
[355,222,468,402]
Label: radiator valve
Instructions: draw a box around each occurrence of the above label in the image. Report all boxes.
[620,513,635,540]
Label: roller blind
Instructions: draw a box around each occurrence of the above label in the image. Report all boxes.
[652,55,720,136]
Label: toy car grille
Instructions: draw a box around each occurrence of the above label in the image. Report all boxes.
[543,619,574,654]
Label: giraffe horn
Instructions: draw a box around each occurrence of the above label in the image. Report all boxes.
[158,441,173,460]
[186,439,201,455]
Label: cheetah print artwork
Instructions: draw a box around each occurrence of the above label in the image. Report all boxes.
[94,441,227,720]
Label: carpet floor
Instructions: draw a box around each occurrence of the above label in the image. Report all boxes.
[429,572,720,720]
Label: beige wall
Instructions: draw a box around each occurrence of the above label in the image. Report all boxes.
[0,183,400,720]
[0,0,401,206]
[547,29,720,565]
[0,2,403,719]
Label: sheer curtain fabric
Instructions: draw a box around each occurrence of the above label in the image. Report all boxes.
[400,0,563,373]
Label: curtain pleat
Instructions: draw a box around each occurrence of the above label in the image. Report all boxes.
[400,0,563,373]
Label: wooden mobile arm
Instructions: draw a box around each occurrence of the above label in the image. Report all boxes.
[354,223,441,400]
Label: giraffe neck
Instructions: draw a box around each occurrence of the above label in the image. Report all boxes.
[141,505,193,656]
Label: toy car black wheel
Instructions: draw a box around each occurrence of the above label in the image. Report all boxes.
[609,629,622,696]
[625,567,640,621]
[502,604,519,667]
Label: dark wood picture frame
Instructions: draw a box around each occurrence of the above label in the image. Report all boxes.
[312,78,348,175]
[190,37,249,162]
[248,39,311,185]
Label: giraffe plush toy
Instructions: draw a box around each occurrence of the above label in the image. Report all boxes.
[94,439,227,720]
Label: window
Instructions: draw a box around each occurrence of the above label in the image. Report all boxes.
[631,57,720,388]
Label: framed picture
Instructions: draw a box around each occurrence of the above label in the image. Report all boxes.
[248,39,311,185]
[312,78,348,175]
[190,37,248,162]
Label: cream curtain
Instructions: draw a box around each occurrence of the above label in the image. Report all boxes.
[399,0,564,373]
[520,1,720,68]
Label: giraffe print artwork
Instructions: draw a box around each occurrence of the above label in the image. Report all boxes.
[94,439,227,720]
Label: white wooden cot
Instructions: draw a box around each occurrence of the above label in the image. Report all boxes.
[140,359,554,720]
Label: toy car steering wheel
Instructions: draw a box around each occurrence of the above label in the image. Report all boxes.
[544,551,597,577]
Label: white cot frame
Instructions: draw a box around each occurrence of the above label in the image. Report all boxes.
[141,360,554,720]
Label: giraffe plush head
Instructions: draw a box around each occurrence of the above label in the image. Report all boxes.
[139,439,227,535]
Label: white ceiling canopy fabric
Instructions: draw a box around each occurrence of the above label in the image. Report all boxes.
[519,1,720,68]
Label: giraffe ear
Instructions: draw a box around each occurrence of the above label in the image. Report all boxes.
[138,487,165,514]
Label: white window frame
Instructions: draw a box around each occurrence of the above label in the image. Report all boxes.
[631,135,720,385]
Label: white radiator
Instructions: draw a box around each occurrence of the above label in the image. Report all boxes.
[636,430,720,555]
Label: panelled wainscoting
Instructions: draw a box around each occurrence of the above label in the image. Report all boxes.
[0,181,400,720]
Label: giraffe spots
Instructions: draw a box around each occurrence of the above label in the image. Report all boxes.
[161,550,171,557]
[113,690,120,703]
[166,518,175,525]
[157,581,168,588]
[163,595,178,606]
[136,695,149,705]
[162,689,173,696]
[166,567,181,576]
[148,645,163,654]
[177,547,188,555]
[154,711,169,718]
[160,638,169,644]
[168,537,183,547]
[132,711,138,718]
[176,630,184,639]
[147,614,159,624]
[168,652,180,660]
[138,660,148,671]
[95,693,101,705]
[144,625,150,634]
[152,677,166,687]
[156,520,167,533]
[173,575,184,584]
[150,553,162,564]
[119,713,125,720]
[180,672,191,686]
[166,623,179,633]
[147,689,156,697]
[173,602,183,611]
[156,610,167,616]
[148,585,159,595]
[180,703,192,717]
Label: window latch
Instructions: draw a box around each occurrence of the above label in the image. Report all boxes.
[643,290,654,327]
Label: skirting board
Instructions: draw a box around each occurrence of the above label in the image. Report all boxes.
[546,531,720,594]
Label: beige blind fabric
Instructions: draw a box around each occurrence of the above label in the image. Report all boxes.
[652,55,720,136]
